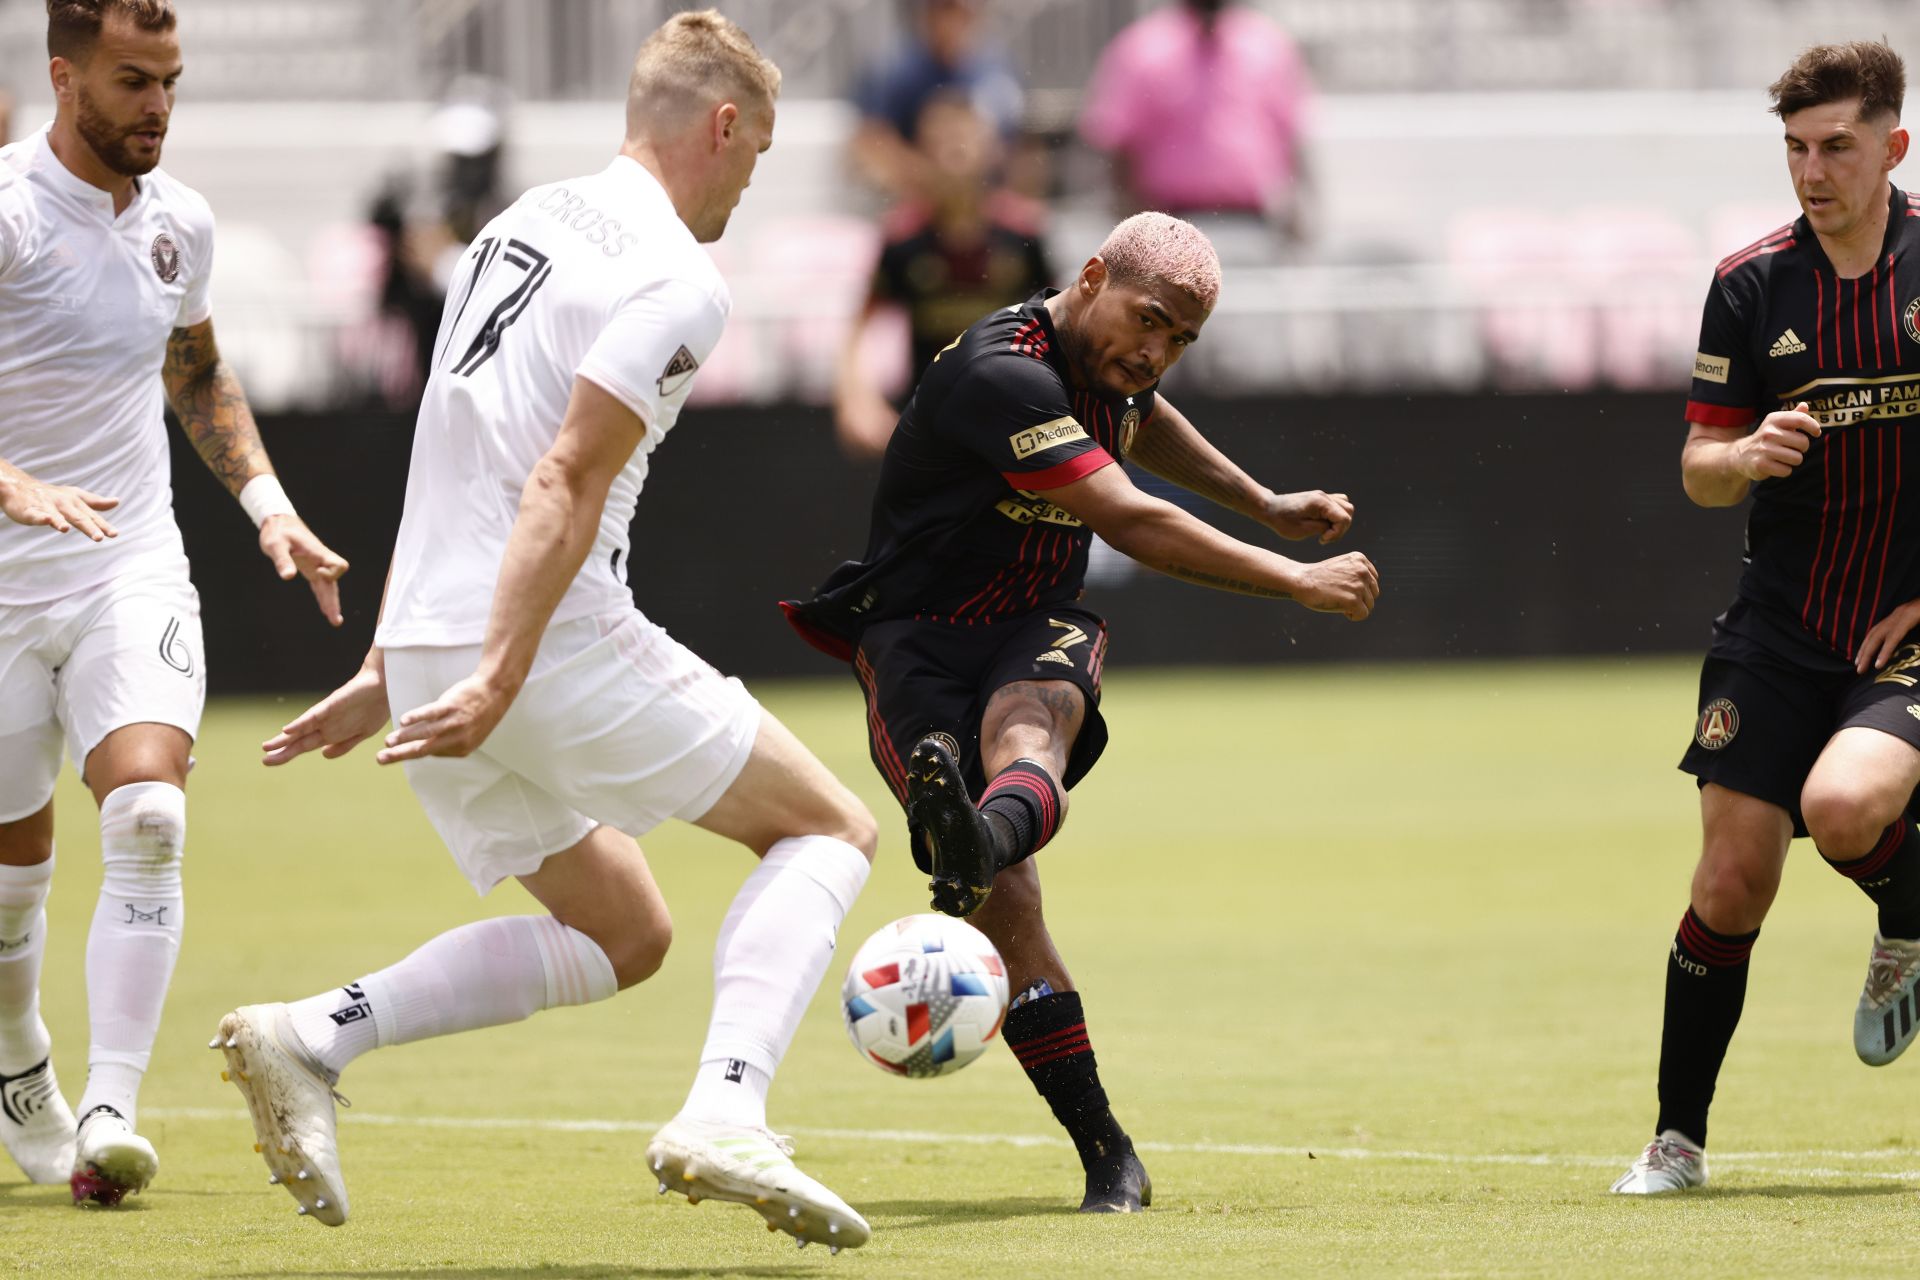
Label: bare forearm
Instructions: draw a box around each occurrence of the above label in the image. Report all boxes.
[1128,406,1272,520]
[166,354,272,496]
[1102,499,1301,600]
[1681,437,1753,507]
[479,458,606,690]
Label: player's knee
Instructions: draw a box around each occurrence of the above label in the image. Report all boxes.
[100,781,186,872]
[1802,780,1899,860]
[837,799,879,862]
[603,908,673,990]
[1692,855,1776,931]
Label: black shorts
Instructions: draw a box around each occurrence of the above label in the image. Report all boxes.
[851,606,1110,868]
[1679,636,1920,836]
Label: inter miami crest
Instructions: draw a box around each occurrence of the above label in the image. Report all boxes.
[150,232,181,284]
[657,344,699,397]
[1695,698,1739,750]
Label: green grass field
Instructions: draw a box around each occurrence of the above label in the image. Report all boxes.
[7,657,1920,1278]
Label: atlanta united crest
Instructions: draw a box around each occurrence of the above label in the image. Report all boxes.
[1905,297,1920,346]
[1119,406,1142,455]
[150,232,180,284]
[1695,698,1739,750]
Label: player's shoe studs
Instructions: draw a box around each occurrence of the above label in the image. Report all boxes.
[907,735,997,917]
[69,1106,158,1207]
[646,1115,871,1250]
[1854,932,1920,1065]
[0,1056,77,1184]
[215,1004,351,1226]
[1609,1130,1706,1194]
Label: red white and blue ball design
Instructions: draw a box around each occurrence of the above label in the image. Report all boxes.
[841,914,1009,1078]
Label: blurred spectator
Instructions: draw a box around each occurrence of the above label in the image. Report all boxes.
[848,0,1023,202]
[835,94,1052,458]
[1080,0,1314,252]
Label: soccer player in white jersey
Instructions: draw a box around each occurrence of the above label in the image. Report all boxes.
[215,11,877,1250]
[0,0,349,1207]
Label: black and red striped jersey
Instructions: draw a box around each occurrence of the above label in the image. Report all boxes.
[1686,184,1920,667]
[784,290,1153,659]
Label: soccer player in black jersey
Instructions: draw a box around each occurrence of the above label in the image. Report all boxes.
[1614,41,1920,1194]
[785,212,1378,1212]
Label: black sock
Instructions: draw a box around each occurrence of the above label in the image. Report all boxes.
[1655,907,1758,1148]
[979,760,1063,871]
[1004,991,1129,1166]
[1824,821,1920,939]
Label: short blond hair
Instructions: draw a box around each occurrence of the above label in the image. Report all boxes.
[627,9,781,137]
[1097,213,1223,310]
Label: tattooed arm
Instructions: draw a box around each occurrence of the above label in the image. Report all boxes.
[1126,395,1355,545]
[162,320,350,625]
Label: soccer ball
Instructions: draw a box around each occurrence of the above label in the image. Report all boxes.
[841,914,1009,1078]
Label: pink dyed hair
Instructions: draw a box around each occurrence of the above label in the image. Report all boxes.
[1095,212,1222,309]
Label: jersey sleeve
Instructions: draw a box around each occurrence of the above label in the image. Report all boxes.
[1684,272,1765,429]
[175,197,215,328]
[0,177,28,282]
[575,277,728,436]
[944,354,1116,490]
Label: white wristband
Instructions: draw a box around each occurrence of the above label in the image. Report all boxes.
[238,474,297,528]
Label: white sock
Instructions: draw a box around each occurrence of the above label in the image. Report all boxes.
[79,782,187,1128]
[681,835,870,1127]
[0,853,55,1076]
[286,915,617,1080]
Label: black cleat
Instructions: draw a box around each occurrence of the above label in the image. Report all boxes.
[907,735,997,917]
[1079,1144,1152,1214]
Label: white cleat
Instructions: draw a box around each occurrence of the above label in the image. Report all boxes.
[1610,1130,1707,1194]
[70,1107,158,1206]
[0,1055,77,1184]
[215,1004,350,1226]
[645,1115,871,1250]
[1855,932,1920,1066]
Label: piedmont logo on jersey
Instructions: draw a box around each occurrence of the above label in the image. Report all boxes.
[1009,416,1087,460]
[1695,698,1739,750]
[1693,352,1731,384]
[657,345,699,397]
[150,232,180,284]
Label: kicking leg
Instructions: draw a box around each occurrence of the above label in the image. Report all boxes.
[0,801,75,1184]
[218,824,643,1225]
[1613,783,1786,1194]
[1802,727,1920,1064]
[646,710,875,1251]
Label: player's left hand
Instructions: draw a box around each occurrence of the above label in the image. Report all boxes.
[1855,597,1920,673]
[377,671,514,764]
[259,515,350,626]
[1263,490,1354,544]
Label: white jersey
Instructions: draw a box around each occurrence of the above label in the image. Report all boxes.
[0,125,214,605]
[376,156,728,648]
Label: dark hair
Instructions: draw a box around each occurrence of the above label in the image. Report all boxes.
[1769,40,1906,122]
[47,0,176,64]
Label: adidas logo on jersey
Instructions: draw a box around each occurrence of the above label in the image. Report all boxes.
[1770,328,1808,357]
[1035,649,1074,667]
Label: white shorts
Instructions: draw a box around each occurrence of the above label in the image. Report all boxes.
[0,559,207,822]
[386,608,762,895]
